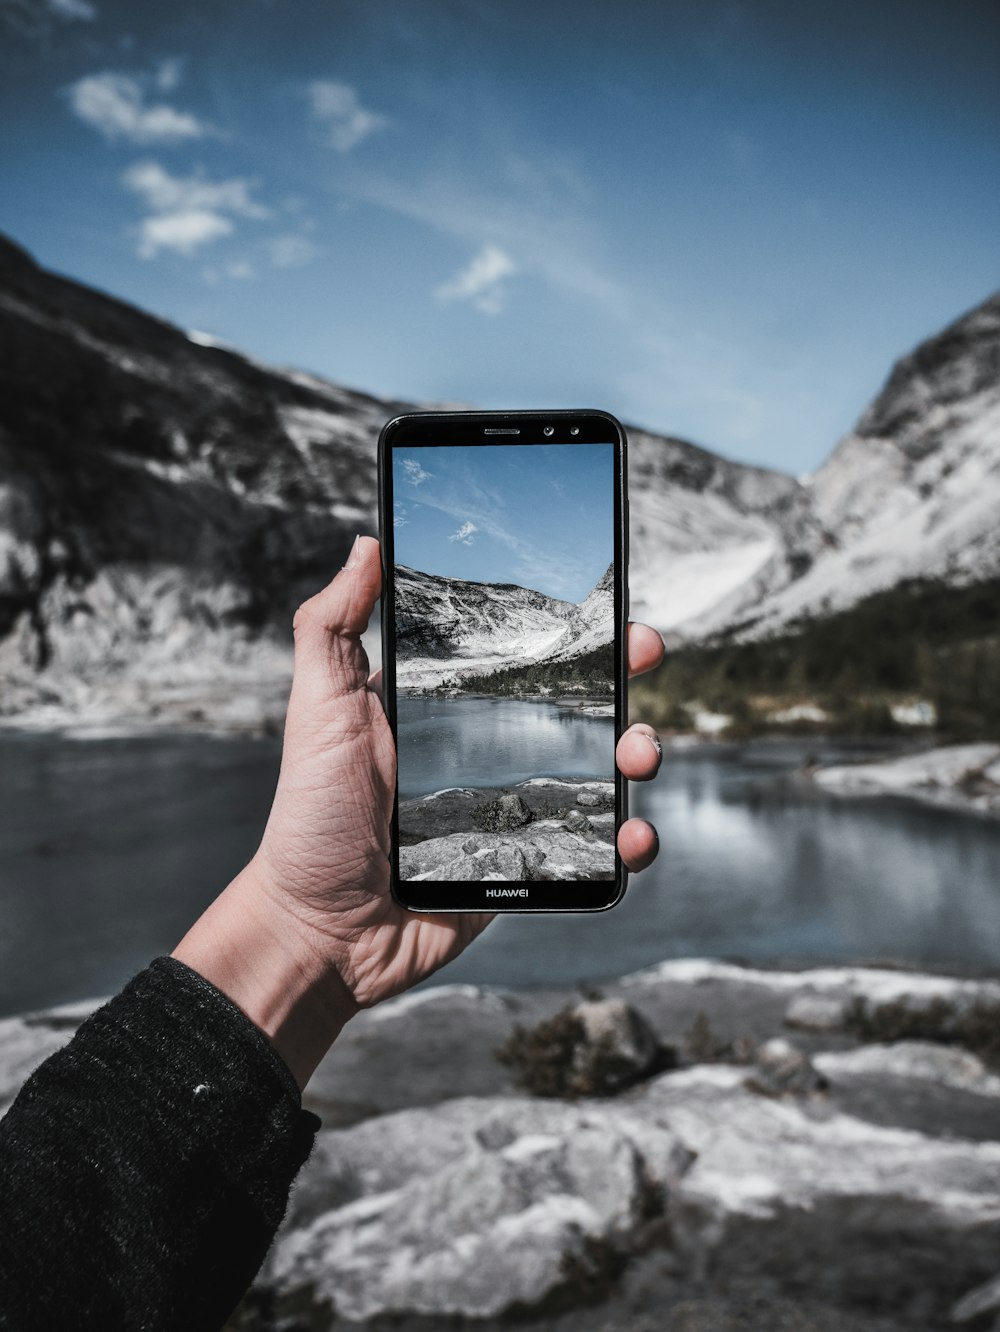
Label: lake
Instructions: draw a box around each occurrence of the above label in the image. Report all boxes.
[395,695,614,797]
[1,730,1000,1015]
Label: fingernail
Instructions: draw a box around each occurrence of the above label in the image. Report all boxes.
[645,733,663,759]
[344,534,362,570]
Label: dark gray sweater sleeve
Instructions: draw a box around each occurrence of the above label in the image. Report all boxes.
[0,956,321,1331]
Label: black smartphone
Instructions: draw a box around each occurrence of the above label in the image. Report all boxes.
[377,409,628,912]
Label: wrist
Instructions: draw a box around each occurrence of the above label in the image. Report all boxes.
[171,863,357,1091]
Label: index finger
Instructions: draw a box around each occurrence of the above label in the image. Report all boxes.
[628,622,665,678]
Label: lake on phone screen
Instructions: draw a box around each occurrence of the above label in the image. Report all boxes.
[395,696,615,797]
[2,726,1000,1015]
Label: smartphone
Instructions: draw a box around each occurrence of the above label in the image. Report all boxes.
[377,410,628,912]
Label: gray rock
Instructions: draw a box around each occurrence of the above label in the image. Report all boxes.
[399,825,614,881]
[474,791,534,832]
[268,1098,691,1321]
[563,808,591,833]
[576,789,602,806]
[263,1052,1000,1324]
[748,1037,828,1097]
[785,991,851,1032]
[573,998,661,1091]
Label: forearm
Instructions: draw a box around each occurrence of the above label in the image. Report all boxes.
[0,957,321,1331]
[171,861,357,1090]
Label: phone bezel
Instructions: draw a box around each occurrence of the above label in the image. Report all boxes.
[377,409,629,912]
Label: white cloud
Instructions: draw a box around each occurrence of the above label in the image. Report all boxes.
[401,458,432,487]
[124,161,268,217]
[448,521,478,545]
[307,80,388,152]
[123,160,269,258]
[268,234,319,268]
[67,69,209,144]
[137,211,232,258]
[351,157,630,322]
[435,244,516,315]
[393,501,408,528]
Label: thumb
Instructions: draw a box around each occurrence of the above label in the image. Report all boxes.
[291,535,382,698]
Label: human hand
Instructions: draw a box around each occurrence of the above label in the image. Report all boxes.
[173,535,664,1086]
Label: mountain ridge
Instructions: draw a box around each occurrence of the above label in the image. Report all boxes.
[0,230,996,730]
[394,561,612,693]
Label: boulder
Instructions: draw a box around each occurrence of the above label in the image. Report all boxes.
[574,998,662,1091]
[576,789,602,806]
[268,1098,692,1321]
[748,1038,828,1097]
[473,792,534,832]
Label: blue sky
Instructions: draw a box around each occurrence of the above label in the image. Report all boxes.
[393,443,613,602]
[1,0,998,473]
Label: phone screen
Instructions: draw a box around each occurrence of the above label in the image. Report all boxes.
[383,428,623,898]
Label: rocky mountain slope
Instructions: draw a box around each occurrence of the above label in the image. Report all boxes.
[394,562,612,692]
[0,230,997,730]
[0,232,405,730]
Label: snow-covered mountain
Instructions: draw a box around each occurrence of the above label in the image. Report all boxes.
[736,291,1000,637]
[394,563,612,692]
[548,562,614,662]
[0,228,996,730]
[630,290,1000,643]
[626,430,824,640]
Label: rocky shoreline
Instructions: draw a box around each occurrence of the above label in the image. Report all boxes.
[398,688,614,716]
[808,742,1000,820]
[4,958,1000,1330]
[398,778,616,882]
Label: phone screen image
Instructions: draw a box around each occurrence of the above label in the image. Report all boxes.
[388,438,619,888]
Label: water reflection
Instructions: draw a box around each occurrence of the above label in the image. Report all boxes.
[1,733,999,1014]
[395,696,615,797]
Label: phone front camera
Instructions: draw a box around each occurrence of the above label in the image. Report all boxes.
[543,426,555,436]
[570,426,580,435]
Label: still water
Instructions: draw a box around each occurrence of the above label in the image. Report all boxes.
[396,696,614,797]
[1,730,999,1015]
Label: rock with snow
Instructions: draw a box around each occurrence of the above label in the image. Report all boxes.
[692,708,732,735]
[890,699,937,727]
[812,744,1000,818]
[785,991,851,1032]
[815,1042,1000,1102]
[768,702,828,725]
